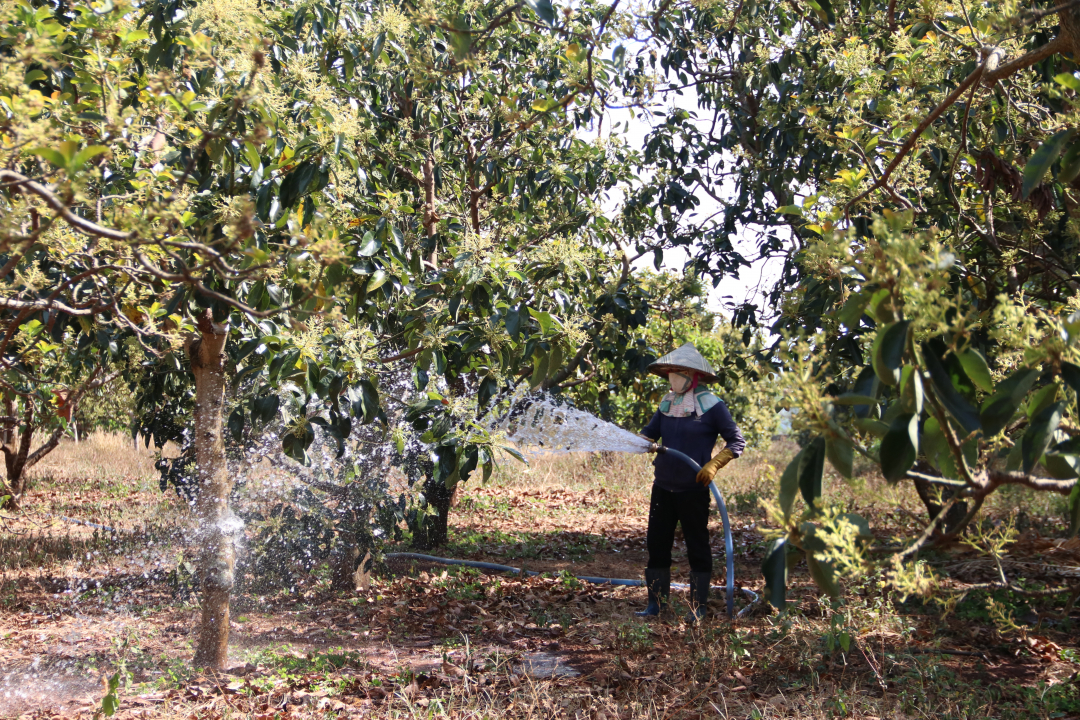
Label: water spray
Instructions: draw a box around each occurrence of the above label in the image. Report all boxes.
[496,393,740,618]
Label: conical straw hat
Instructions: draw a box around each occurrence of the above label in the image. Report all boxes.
[647,342,719,383]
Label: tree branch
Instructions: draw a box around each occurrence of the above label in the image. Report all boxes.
[983,34,1068,84]
[0,170,135,241]
[982,470,1076,496]
[842,62,987,216]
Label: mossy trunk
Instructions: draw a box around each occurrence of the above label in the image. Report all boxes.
[189,312,234,672]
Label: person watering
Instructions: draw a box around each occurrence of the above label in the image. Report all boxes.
[637,342,745,622]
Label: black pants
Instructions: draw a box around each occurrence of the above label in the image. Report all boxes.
[646,485,712,573]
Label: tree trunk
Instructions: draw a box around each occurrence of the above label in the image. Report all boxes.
[911,462,970,536]
[330,542,361,592]
[1,409,33,510]
[188,312,234,671]
[414,476,454,549]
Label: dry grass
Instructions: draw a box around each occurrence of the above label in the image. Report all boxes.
[0,435,1078,719]
[25,432,171,488]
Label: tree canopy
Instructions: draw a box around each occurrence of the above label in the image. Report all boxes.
[624,0,1080,606]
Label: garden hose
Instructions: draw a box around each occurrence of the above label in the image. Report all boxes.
[385,552,757,613]
[43,504,754,617]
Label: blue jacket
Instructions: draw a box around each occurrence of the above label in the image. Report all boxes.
[640,399,746,492]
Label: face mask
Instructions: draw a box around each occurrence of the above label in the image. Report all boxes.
[669,372,693,394]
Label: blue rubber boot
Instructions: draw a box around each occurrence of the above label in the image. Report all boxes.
[685,571,711,624]
[635,568,669,617]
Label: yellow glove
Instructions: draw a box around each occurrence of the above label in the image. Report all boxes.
[696,448,736,485]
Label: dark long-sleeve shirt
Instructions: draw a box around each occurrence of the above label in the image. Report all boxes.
[640,399,746,492]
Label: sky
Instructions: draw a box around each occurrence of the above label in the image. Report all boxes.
[578,95,787,319]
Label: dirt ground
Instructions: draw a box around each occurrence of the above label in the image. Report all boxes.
[1,435,1078,719]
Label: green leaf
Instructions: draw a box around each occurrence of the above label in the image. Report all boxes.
[922,341,981,435]
[227,408,244,443]
[1043,451,1079,480]
[369,32,386,67]
[880,412,918,483]
[365,269,388,293]
[278,161,318,208]
[530,308,557,335]
[242,141,262,169]
[806,551,841,598]
[612,44,625,67]
[853,417,889,437]
[1022,401,1063,474]
[546,344,564,381]
[29,146,67,168]
[1055,72,1080,91]
[799,437,826,508]
[282,421,314,464]
[957,348,993,393]
[1062,362,1080,400]
[123,28,149,44]
[776,204,803,216]
[1059,141,1080,184]
[849,365,880,418]
[531,96,559,112]
[840,512,873,541]
[837,292,870,329]
[101,693,119,716]
[504,306,522,340]
[761,538,788,611]
[434,444,457,486]
[359,378,379,424]
[825,435,854,479]
[867,288,895,324]
[529,351,550,389]
[251,394,280,424]
[981,367,1039,436]
[778,448,802,518]
[922,415,951,476]
[24,68,48,83]
[458,445,479,483]
[448,15,472,60]
[816,0,836,23]
[899,365,924,415]
[70,144,108,171]
[871,320,909,386]
[532,0,556,24]
[1026,383,1059,420]
[500,444,526,463]
[1022,129,1075,199]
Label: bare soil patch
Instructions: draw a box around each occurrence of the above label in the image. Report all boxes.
[1,437,1078,718]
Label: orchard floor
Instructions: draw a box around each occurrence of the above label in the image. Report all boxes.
[1,435,1079,719]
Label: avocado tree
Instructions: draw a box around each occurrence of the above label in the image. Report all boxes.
[627,0,1080,605]
[3,0,665,668]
